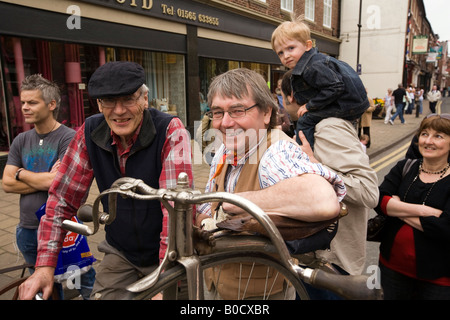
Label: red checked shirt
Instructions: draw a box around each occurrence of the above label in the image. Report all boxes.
[36,117,193,268]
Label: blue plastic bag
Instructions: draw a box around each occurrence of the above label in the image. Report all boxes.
[35,203,96,282]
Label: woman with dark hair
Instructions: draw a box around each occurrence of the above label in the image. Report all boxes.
[375,113,450,299]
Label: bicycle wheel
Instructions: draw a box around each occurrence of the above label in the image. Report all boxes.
[133,251,309,300]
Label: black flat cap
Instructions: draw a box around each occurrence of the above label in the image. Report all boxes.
[88,61,145,99]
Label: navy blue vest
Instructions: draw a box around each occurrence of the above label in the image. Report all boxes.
[85,108,174,267]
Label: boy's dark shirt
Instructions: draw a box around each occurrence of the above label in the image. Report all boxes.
[291,47,369,118]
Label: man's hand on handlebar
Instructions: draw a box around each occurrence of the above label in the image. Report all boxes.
[19,267,55,300]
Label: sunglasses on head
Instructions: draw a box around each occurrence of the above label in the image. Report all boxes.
[426,113,450,120]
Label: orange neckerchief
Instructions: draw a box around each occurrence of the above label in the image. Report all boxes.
[209,152,237,182]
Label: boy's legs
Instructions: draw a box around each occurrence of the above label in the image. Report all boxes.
[296,113,322,149]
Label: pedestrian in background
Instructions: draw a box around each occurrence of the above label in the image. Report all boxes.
[384,88,394,124]
[274,79,295,137]
[416,87,424,115]
[427,85,441,114]
[359,134,369,153]
[406,85,415,114]
[359,89,376,148]
[389,83,407,125]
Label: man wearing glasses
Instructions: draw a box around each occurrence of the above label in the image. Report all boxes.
[19,61,193,299]
[196,68,346,299]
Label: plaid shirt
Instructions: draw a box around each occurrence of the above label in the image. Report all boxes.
[111,118,142,176]
[36,117,193,268]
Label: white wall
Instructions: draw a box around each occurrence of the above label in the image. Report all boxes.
[339,0,410,99]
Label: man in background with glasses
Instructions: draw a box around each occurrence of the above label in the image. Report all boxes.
[195,68,346,299]
[19,61,193,300]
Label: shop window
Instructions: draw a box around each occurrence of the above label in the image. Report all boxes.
[109,48,186,124]
[0,58,7,174]
[199,57,271,117]
[0,35,187,147]
[146,52,186,124]
[1,37,39,138]
[240,62,270,83]
[0,58,9,152]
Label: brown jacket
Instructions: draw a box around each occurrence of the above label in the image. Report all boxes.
[205,129,293,299]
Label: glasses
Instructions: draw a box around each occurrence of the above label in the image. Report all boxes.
[99,92,142,108]
[426,113,450,120]
[207,104,258,120]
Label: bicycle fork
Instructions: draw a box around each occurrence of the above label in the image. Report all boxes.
[127,172,204,299]
[171,185,204,300]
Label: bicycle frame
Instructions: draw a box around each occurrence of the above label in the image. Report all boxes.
[62,172,383,300]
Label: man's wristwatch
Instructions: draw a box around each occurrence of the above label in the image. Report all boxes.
[15,168,24,181]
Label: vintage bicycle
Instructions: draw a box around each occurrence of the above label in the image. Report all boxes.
[62,172,383,300]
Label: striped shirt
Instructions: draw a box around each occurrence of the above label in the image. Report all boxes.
[197,134,346,217]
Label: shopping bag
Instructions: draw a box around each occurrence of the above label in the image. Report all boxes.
[35,203,96,282]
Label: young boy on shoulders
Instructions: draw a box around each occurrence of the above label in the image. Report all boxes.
[271,15,369,149]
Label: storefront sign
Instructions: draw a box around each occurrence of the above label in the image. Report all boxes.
[427,45,443,63]
[80,0,220,27]
[412,35,428,55]
[161,4,219,26]
[78,0,278,42]
[116,0,153,9]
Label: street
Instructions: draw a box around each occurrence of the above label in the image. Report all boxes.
[1,98,448,299]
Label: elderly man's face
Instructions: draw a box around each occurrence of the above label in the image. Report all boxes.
[97,89,148,143]
[210,94,271,155]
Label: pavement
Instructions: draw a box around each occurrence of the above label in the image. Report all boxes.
[0,98,446,299]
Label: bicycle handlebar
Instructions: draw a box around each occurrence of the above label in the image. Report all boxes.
[298,267,383,300]
[62,173,383,300]
[62,175,296,272]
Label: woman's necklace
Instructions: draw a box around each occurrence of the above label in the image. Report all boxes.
[38,121,58,146]
[403,161,449,205]
[419,161,450,175]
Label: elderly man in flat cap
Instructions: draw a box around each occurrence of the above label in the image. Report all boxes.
[19,61,193,300]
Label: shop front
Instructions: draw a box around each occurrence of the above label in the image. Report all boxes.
[0,1,283,172]
[0,0,340,175]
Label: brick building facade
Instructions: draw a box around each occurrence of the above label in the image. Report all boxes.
[0,0,341,172]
